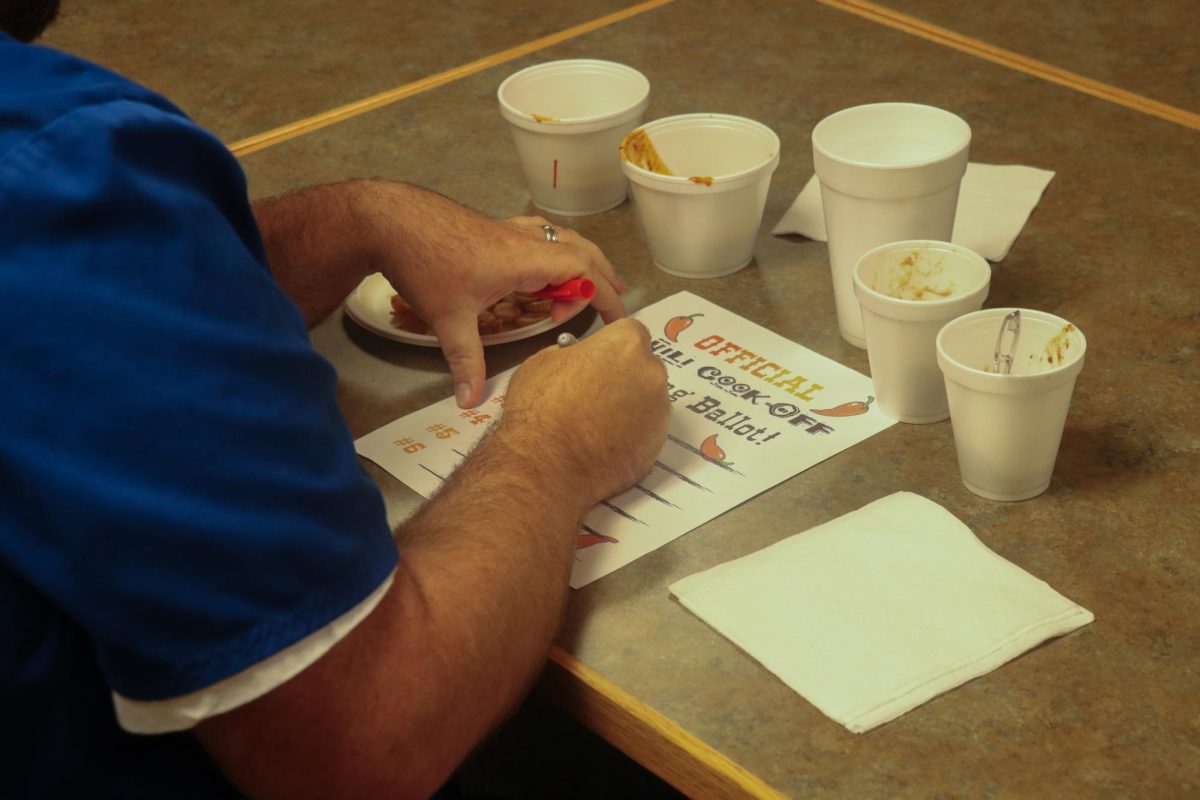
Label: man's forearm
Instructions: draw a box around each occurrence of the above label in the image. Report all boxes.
[252,181,377,328]
[390,425,589,734]
[195,317,666,800]
[197,426,590,799]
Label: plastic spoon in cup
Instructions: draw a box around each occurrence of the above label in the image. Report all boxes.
[992,310,1022,374]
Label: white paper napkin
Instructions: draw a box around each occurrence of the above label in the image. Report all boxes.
[669,492,1093,733]
[771,163,1056,262]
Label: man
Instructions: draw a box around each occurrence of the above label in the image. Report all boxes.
[0,2,670,797]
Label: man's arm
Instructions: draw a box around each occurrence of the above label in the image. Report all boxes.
[252,181,377,329]
[254,179,628,407]
[195,319,669,799]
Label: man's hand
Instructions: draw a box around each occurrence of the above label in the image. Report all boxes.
[255,179,629,409]
[494,319,670,510]
[355,181,629,409]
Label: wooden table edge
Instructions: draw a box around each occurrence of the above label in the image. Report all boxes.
[539,646,788,799]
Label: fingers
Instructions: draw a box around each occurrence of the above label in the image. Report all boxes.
[581,266,626,324]
[554,230,626,324]
[549,299,587,323]
[516,216,626,292]
[588,315,652,348]
[579,319,665,387]
[507,215,552,228]
[569,232,627,294]
[504,217,628,324]
[431,309,487,408]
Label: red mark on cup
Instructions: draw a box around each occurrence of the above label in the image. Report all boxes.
[553,159,558,189]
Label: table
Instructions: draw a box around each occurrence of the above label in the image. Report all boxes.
[50,1,1200,796]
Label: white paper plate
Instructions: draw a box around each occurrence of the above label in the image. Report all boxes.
[344,273,586,347]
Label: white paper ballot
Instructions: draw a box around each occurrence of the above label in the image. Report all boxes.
[355,291,895,587]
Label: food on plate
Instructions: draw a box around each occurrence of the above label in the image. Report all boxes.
[389,292,553,337]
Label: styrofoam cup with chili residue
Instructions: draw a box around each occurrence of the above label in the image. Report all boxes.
[498,59,649,216]
[936,308,1087,501]
[853,240,991,424]
[620,113,780,278]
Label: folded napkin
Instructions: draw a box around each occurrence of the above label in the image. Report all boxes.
[771,163,1056,262]
[669,492,1093,733]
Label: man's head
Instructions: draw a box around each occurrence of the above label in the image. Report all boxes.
[1,0,60,42]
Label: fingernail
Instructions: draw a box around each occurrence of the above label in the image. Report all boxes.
[455,382,472,408]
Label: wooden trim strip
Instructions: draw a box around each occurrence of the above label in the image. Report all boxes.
[815,0,1200,132]
[227,0,677,157]
[540,646,787,800]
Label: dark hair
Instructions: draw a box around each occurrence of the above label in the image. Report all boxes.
[1,0,61,42]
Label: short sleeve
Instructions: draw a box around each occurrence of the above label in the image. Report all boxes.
[0,99,398,701]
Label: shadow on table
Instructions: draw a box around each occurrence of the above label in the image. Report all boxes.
[441,693,685,800]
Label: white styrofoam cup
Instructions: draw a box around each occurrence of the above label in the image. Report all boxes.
[620,113,780,278]
[498,59,650,216]
[813,103,971,348]
[936,309,1087,501]
[854,240,991,423]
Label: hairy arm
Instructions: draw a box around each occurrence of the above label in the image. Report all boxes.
[195,320,669,799]
[253,179,627,406]
[196,431,584,798]
[252,181,376,329]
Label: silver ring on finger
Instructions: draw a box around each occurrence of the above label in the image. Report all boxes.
[542,223,559,243]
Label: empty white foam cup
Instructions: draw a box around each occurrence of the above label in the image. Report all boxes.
[497,59,649,216]
[621,113,780,278]
[812,103,971,348]
[936,309,1087,501]
[854,240,991,423]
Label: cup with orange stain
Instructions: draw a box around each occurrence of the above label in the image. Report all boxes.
[619,113,780,279]
[936,308,1087,501]
[853,240,991,424]
[498,59,650,216]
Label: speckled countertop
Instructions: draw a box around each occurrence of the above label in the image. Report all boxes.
[46,1,1199,797]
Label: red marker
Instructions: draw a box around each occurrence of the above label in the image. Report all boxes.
[532,278,595,301]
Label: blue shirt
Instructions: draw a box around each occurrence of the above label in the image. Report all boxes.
[0,34,399,797]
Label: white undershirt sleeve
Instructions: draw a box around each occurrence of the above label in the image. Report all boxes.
[113,568,395,734]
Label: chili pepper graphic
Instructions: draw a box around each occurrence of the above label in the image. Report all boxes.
[699,433,727,463]
[576,533,619,549]
[811,396,874,417]
[663,313,703,343]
